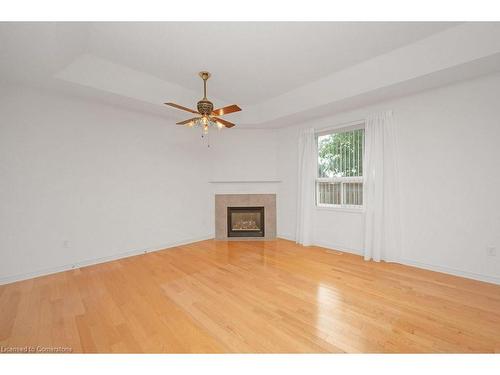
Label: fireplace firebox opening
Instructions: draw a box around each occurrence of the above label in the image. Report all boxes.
[227,206,265,238]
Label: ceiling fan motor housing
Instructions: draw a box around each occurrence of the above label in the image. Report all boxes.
[197,100,214,116]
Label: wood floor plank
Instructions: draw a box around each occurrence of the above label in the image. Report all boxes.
[0,239,499,353]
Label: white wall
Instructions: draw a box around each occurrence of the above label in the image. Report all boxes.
[0,85,213,283]
[208,129,278,182]
[277,73,500,283]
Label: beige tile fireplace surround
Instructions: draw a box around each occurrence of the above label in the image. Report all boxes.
[215,194,276,240]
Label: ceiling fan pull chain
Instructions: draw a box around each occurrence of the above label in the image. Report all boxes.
[200,125,210,147]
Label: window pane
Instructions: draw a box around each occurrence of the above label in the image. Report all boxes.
[342,182,363,206]
[317,181,341,205]
[318,128,364,178]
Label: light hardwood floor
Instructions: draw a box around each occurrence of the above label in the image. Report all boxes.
[1,239,499,353]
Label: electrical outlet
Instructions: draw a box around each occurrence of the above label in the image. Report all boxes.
[63,240,70,249]
[487,246,496,257]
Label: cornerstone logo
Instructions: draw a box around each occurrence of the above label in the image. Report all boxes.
[0,346,73,353]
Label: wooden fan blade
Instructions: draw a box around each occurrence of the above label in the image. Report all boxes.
[213,117,236,128]
[176,117,199,125]
[212,104,241,116]
[164,102,199,114]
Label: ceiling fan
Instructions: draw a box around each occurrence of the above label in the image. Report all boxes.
[164,71,241,133]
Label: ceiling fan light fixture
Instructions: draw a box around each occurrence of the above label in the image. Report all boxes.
[164,71,241,133]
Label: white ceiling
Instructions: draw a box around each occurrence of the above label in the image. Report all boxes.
[2,22,500,127]
[87,22,458,105]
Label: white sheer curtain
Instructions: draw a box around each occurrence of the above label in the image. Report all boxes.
[296,128,316,246]
[363,111,401,262]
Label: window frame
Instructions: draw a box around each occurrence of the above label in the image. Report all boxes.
[315,122,365,211]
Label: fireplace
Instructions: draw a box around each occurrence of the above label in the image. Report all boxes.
[227,206,265,238]
[215,194,276,240]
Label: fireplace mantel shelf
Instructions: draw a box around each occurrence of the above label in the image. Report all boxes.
[209,179,282,184]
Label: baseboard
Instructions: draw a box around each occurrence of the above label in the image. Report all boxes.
[312,240,364,256]
[399,258,500,285]
[315,244,500,285]
[277,234,364,256]
[278,235,499,285]
[3,235,498,287]
[0,234,214,286]
[277,233,295,242]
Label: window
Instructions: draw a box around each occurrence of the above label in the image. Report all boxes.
[316,125,364,208]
